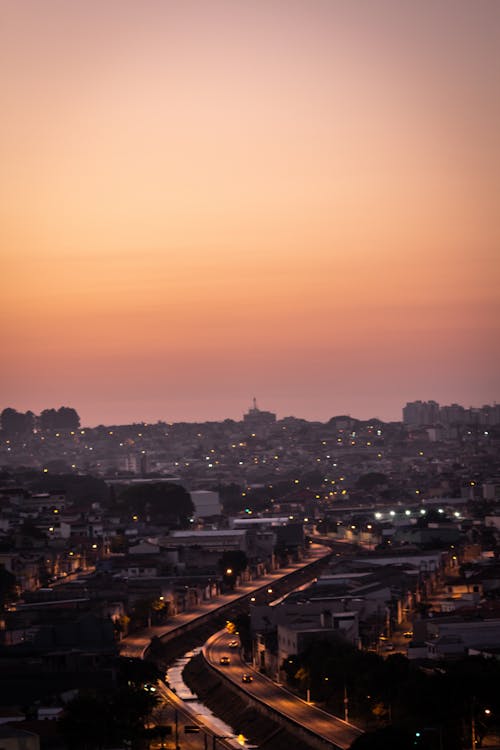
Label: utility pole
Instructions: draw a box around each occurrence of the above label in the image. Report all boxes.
[471,698,476,750]
[344,684,349,723]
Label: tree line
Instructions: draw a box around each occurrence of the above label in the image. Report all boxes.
[0,407,80,434]
[281,636,500,749]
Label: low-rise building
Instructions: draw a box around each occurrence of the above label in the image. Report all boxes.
[277,610,359,668]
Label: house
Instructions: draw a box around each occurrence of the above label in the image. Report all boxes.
[408,614,500,660]
[443,577,482,601]
[427,635,465,660]
[0,725,39,750]
[159,529,249,572]
[277,610,359,668]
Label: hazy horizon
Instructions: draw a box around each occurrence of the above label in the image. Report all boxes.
[2,1,499,426]
[3,396,499,430]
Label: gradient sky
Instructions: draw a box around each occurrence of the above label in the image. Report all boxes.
[1,0,499,426]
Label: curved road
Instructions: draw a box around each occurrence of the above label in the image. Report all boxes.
[204,630,362,750]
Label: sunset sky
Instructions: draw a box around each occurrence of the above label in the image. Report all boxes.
[1,0,499,426]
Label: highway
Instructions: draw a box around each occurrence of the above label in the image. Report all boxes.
[203,630,362,750]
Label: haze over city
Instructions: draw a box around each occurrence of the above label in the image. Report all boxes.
[1,1,499,426]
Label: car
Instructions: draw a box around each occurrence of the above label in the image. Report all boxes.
[228,640,239,648]
[241,673,253,683]
[219,656,230,665]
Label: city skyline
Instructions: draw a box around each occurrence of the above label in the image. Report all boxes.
[2,1,499,427]
[2,397,499,430]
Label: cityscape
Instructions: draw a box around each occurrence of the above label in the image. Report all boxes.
[2,1,499,749]
[0,398,500,749]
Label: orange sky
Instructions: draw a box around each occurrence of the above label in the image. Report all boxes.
[1,0,499,425]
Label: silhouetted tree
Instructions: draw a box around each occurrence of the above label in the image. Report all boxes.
[57,406,80,428]
[0,408,34,436]
[26,473,109,505]
[117,482,194,528]
[284,636,500,749]
[40,406,80,430]
[218,482,243,514]
[39,409,58,430]
[115,657,161,687]
[59,685,158,749]
[349,726,415,750]
[58,693,109,749]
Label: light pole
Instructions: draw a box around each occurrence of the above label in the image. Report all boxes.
[224,568,234,590]
[471,697,476,750]
[306,671,312,703]
[344,684,349,723]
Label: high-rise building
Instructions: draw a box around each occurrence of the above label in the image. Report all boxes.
[403,400,440,426]
[403,400,499,426]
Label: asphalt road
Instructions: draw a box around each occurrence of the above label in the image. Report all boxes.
[204,630,362,750]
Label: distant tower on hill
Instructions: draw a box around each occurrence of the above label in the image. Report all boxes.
[243,398,276,434]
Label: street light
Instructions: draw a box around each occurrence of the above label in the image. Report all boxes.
[471,705,493,749]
